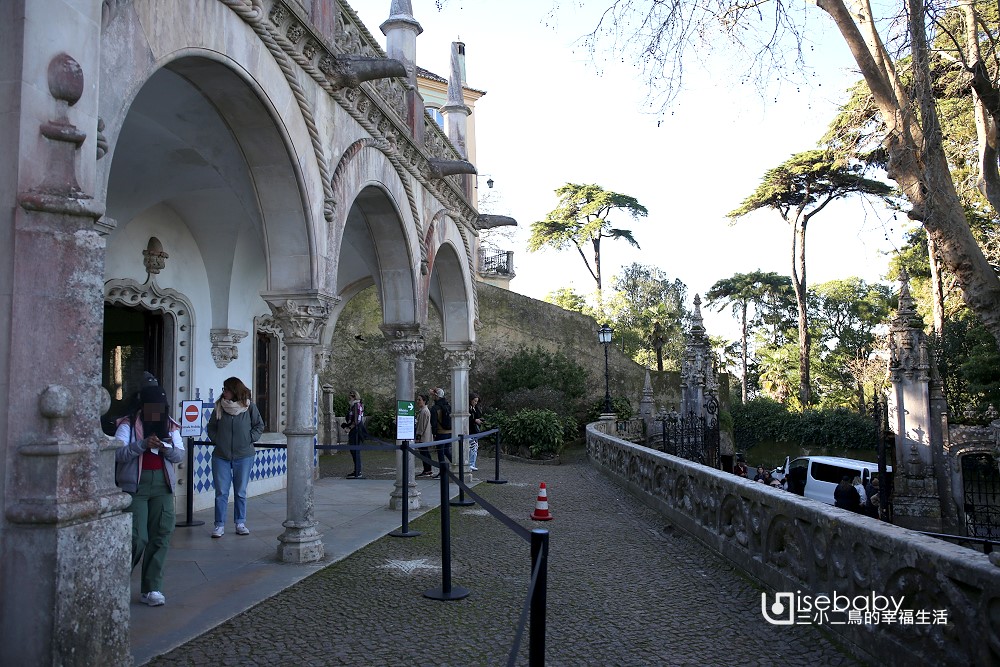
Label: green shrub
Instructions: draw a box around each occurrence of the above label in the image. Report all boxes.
[485,408,565,459]
[732,398,876,449]
[585,396,633,423]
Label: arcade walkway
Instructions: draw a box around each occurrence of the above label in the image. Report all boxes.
[135,447,861,666]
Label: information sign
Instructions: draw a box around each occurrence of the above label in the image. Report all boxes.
[396,399,415,440]
[181,400,203,438]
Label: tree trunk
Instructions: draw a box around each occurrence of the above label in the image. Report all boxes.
[927,235,945,337]
[740,301,749,403]
[819,0,1000,351]
[790,220,811,407]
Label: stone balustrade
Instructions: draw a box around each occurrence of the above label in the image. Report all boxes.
[586,422,1000,665]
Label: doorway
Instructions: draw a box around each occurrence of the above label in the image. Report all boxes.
[101,304,167,434]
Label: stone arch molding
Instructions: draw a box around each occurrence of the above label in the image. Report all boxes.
[104,277,195,407]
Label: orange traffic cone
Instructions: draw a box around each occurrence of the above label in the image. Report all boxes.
[531,482,553,521]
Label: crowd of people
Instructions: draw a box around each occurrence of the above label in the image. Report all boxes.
[113,372,487,608]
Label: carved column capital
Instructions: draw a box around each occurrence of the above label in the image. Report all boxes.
[443,343,476,370]
[262,292,338,345]
[381,324,425,360]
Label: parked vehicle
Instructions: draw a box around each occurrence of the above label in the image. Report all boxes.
[771,456,892,507]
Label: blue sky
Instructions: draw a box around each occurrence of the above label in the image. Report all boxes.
[350,0,909,341]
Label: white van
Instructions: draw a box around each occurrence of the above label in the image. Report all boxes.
[775,456,892,507]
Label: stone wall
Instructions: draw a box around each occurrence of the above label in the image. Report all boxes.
[322,282,726,420]
[586,422,1000,665]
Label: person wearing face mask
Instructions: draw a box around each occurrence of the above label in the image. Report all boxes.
[114,372,185,607]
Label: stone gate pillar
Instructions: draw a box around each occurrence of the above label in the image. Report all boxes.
[383,325,424,510]
[887,271,946,532]
[263,293,336,563]
[444,343,475,483]
[1,3,133,663]
[680,295,718,419]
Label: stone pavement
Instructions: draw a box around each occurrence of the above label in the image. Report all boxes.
[142,446,863,666]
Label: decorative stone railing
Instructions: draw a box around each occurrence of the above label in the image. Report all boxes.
[586,422,1000,665]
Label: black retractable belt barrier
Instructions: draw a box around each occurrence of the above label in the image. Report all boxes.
[176,438,205,528]
[423,439,469,601]
[486,427,507,485]
[529,529,549,667]
[451,434,474,507]
[390,440,421,538]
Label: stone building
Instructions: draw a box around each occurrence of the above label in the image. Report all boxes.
[0,1,502,663]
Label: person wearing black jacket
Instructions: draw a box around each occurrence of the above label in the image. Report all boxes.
[430,387,452,478]
[834,475,862,513]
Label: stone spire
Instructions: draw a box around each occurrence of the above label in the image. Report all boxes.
[381,0,424,142]
[440,41,471,159]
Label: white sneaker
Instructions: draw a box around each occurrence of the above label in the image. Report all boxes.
[211,525,224,538]
[141,591,165,606]
[470,466,478,471]
[235,524,250,536]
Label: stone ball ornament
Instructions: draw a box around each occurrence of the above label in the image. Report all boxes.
[47,53,84,106]
[38,384,73,419]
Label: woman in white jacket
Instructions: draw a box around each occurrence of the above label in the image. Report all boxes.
[114,373,184,607]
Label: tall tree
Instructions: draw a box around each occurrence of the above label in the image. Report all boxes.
[528,184,648,304]
[728,149,894,406]
[579,0,1000,351]
[706,271,794,403]
[606,263,687,369]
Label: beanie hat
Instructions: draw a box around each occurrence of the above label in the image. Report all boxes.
[138,371,167,406]
[433,387,445,398]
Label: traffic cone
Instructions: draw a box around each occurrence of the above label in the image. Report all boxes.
[531,482,553,521]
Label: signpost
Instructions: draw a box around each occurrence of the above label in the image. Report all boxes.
[177,400,205,528]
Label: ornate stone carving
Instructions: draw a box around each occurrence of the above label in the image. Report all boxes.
[210,328,248,368]
[443,345,476,370]
[263,295,337,345]
[268,3,288,25]
[286,23,305,44]
[142,236,168,275]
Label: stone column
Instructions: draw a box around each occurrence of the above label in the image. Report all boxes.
[262,293,336,563]
[2,4,134,662]
[380,0,424,144]
[887,271,944,532]
[443,344,475,482]
[383,326,424,510]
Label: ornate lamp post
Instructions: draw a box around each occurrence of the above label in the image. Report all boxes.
[599,323,613,414]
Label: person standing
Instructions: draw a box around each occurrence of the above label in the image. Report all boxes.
[834,475,862,513]
[114,372,184,606]
[415,393,434,478]
[207,377,265,537]
[468,392,484,472]
[429,387,452,478]
[342,389,365,479]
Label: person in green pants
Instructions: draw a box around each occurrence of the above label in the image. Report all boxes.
[114,372,185,606]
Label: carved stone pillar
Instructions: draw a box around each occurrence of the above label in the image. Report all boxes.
[3,8,133,662]
[262,293,336,563]
[887,271,944,532]
[444,343,475,482]
[383,326,424,510]
[680,295,716,420]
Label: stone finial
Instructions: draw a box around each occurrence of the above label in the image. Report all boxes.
[380,0,423,37]
[142,237,169,275]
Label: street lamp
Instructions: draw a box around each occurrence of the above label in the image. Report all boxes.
[598,323,613,414]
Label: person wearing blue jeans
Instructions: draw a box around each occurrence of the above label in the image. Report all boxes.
[207,377,265,537]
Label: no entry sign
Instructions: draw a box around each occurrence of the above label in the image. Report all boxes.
[181,400,203,438]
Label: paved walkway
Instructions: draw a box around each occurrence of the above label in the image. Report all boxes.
[136,447,862,666]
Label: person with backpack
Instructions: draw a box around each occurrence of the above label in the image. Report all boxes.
[342,389,366,479]
[429,387,452,479]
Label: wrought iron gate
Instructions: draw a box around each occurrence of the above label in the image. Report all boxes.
[962,453,1000,539]
[646,392,720,469]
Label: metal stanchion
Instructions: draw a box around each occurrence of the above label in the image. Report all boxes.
[487,428,507,485]
[451,434,474,507]
[424,456,469,601]
[391,441,421,538]
[176,438,205,528]
[529,529,549,667]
